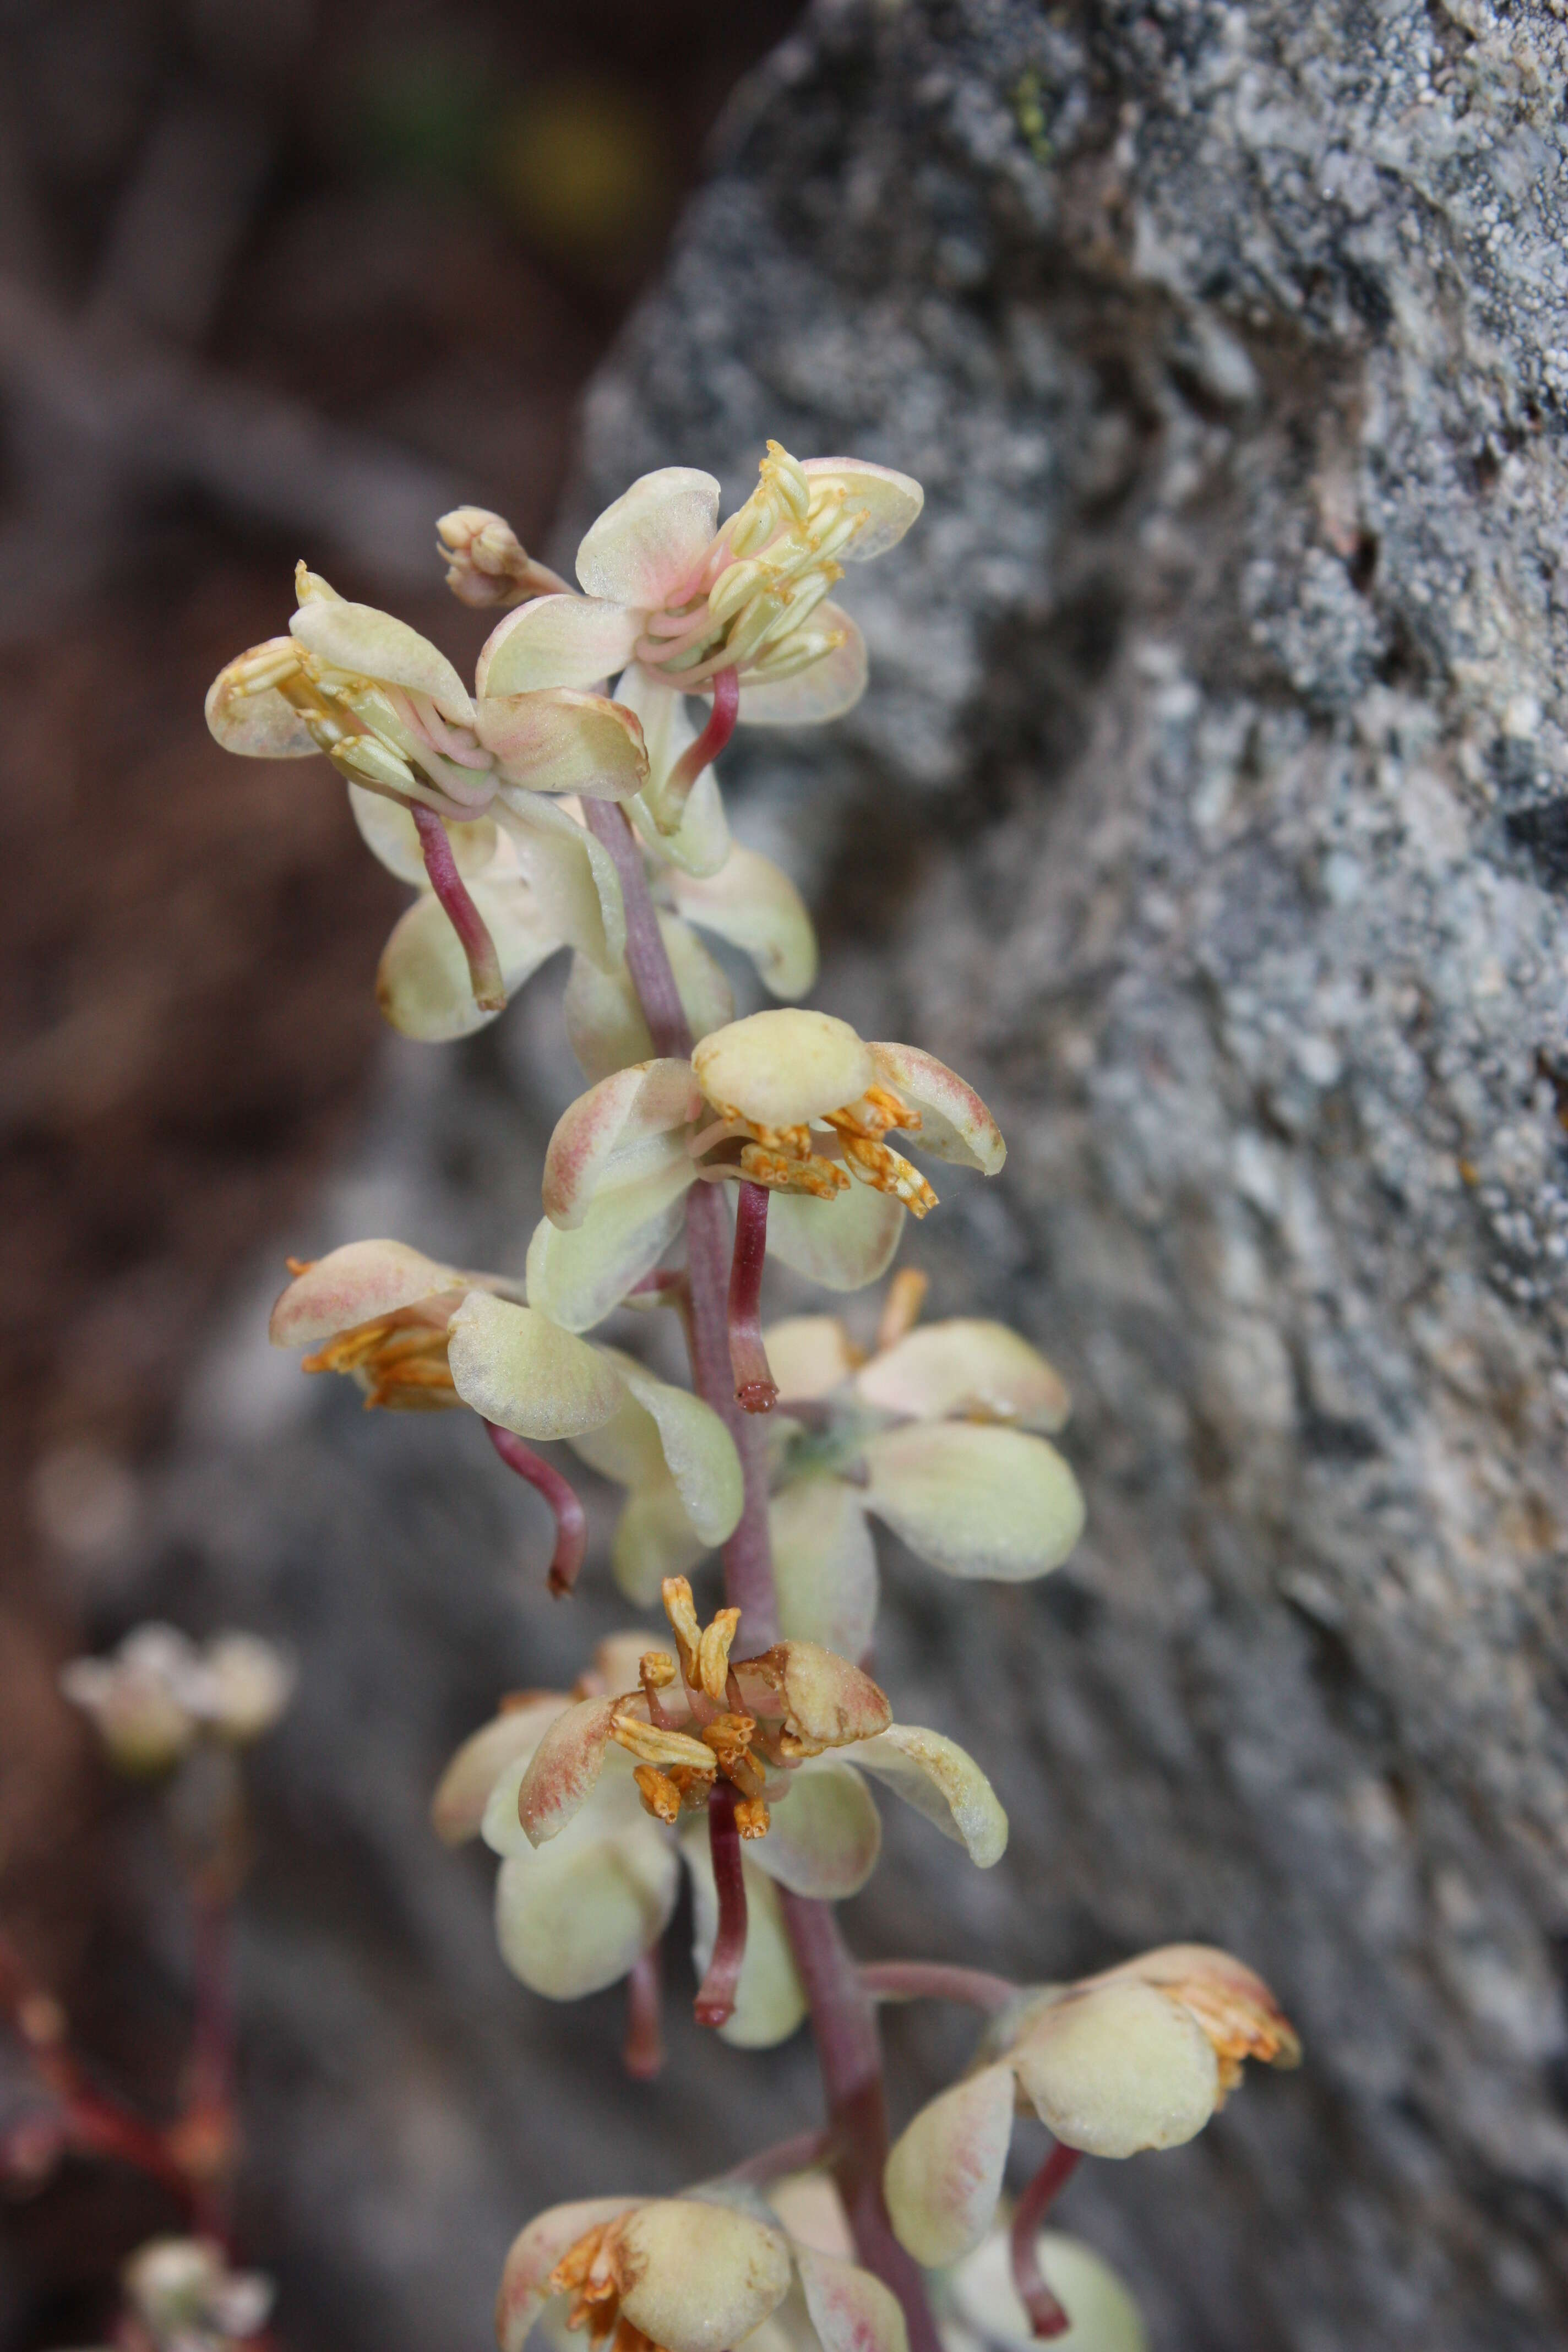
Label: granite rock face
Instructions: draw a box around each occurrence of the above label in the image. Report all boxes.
[110,6,1568,2351]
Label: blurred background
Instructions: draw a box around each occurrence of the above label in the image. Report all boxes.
[0,3,800,2344]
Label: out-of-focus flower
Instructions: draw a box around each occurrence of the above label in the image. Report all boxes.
[529,1010,1004,1332]
[60,1626,295,1776]
[269,1242,744,1550]
[884,1947,1300,2268]
[122,2237,272,2352]
[473,443,922,750]
[761,1285,1084,1657]
[496,2186,909,2352]
[937,2226,1148,2352]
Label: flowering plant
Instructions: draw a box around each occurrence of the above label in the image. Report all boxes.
[193,444,1298,2349]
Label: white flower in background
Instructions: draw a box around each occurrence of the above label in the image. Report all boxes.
[122,2237,271,2352]
[528,1009,1004,1332]
[760,1286,1085,1658]
[268,1240,744,1550]
[473,442,923,822]
[884,1948,1301,2268]
[938,2228,1148,2352]
[61,1626,294,1776]
[496,2186,910,2352]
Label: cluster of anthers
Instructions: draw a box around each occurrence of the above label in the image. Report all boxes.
[194,439,1302,2352]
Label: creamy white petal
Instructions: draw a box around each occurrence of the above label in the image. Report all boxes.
[619,2198,793,2352]
[630,764,732,878]
[565,918,733,1084]
[945,2230,1149,2352]
[861,1424,1084,1581]
[854,1319,1070,1432]
[377,880,564,1042]
[850,1724,1008,1866]
[349,782,500,884]
[670,846,818,1001]
[766,1183,905,1292]
[525,1161,695,1332]
[609,1477,707,1602]
[206,639,319,756]
[614,1356,745,1547]
[883,2064,1016,2268]
[493,790,627,971]
[494,1817,679,1999]
[447,1291,627,1437]
[800,459,924,560]
[693,1009,873,1128]
[731,1641,890,1754]
[478,595,643,696]
[868,1043,1005,1174]
[269,1239,466,1349]
[430,1697,570,1844]
[737,607,868,725]
[682,1827,808,2051]
[794,2250,910,2352]
[763,1316,858,1402]
[496,2199,641,2352]
[476,688,647,799]
[747,1756,881,1900]
[543,1060,704,1228]
[1012,1984,1219,2159]
[769,1478,879,1660]
[575,469,721,607]
[290,599,474,725]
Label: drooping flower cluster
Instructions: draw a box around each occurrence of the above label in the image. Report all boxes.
[199,442,1301,2352]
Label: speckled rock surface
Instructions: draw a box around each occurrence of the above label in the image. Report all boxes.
[106,6,1568,2351]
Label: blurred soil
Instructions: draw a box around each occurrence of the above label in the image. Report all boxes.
[0,3,796,2338]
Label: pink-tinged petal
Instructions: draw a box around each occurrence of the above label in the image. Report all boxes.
[446,1291,627,1438]
[861,1424,1084,1581]
[850,1725,1008,1866]
[349,783,500,884]
[430,1697,570,1844]
[565,918,733,1084]
[738,607,867,725]
[494,1815,679,1997]
[867,1043,1004,1173]
[732,1641,890,1755]
[377,880,565,1042]
[475,688,649,799]
[693,1009,872,1128]
[514,1694,620,1845]
[543,1060,703,1228]
[1012,1984,1219,2158]
[801,459,925,560]
[763,1316,858,1401]
[794,2248,910,2352]
[496,2199,640,2352]
[619,2198,793,2352]
[854,1320,1070,1432]
[289,600,475,725]
[747,1756,881,1900]
[883,2064,1016,2268]
[766,1184,905,1293]
[770,1479,879,1660]
[269,1239,466,1349]
[525,1162,695,1332]
[477,595,643,696]
[669,845,818,1001]
[494,790,627,972]
[681,1828,809,2050]
[576,468,722,606]
[205,639,318,756]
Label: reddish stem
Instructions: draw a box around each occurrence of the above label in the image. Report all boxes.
[622,1946,665,2080]
[412,803,505,1012]
[723,2125,835,2187]
[779,1895,945,2352]
[859,1961,1019,2013]
[582,801,692,1058]
[1010,2146,1081,2338]
[728,1183,778,1412]
[484,1422,589,1595]
[664,666,740,809]
[694,1784,749,2029]
[686,1182,778,1646]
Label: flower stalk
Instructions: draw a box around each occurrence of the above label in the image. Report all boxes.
[622,1947,665,2081]
[693,1784,749,2029]
[1009,2146,1082,2338]
[411,804,505,1012]
[483,1420,589,1596]
[727,1182,777,1412]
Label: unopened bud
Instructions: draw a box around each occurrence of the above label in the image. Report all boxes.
[436,508,569,608]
